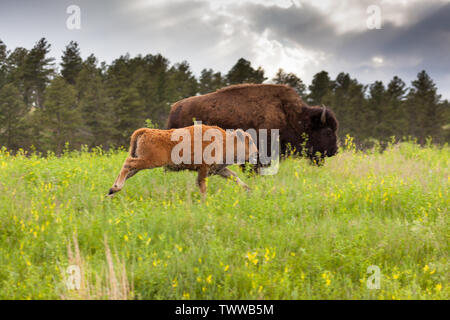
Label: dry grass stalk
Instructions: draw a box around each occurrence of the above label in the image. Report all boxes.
[61,233,133,300]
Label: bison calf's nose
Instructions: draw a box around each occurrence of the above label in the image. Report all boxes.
[108,188,115,195]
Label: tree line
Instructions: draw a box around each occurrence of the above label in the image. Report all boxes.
[0,38,448,154]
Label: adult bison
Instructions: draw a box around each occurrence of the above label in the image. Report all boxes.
[166,83,339,166]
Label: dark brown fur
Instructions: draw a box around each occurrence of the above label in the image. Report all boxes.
[167,84,339,164]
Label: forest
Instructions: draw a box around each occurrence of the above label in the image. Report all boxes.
[0,38,449,153]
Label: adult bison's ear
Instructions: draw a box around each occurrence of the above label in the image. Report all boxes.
[303,106,329,130]
[307,105,339,132]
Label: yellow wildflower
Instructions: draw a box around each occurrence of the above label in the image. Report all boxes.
[246,252,259,265]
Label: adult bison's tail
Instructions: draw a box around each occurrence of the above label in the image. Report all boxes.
[129,128,148,158]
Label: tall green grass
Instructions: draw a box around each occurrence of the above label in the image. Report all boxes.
[0,141,448,299]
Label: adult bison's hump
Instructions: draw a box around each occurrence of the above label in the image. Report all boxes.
[167,84,304,130]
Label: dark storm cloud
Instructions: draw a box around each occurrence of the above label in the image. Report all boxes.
[233,2,337,51]
[237,1,450,95]
[336,3,450,73]
[240,2,450,63]
[382,5,450,66]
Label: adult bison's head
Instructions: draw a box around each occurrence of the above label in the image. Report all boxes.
[299,105,339,161]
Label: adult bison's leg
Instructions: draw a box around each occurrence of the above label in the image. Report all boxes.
[217,167,250,191]
[108,158,149,196]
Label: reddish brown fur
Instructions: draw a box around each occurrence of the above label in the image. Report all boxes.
[108,125,257,197]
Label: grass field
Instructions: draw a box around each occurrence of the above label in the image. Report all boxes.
[0,140,448,300]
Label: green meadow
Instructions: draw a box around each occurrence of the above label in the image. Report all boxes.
[0,140,448,299]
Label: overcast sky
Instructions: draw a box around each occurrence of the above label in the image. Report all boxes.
[1,0,449,98]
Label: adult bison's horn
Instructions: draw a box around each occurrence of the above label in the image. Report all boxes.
[321,105,327,124]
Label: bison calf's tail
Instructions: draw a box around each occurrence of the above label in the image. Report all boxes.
[129,128,148,158]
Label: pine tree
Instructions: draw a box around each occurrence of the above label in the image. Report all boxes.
[113,86,146,146]
[406,70,443,143]
[105,54,144,145]
[6,47,28,99]
[0,40,7,88]
[327,73,367,142]
[386,76,407,139]
[36,77,82,153]
[226,58,266,85]
[367,81,387,139]
[23,38,54,109]
[199,68,224,94]
[166,61,198,102]
[143,54,171,126]
[0,83,28,149]
[76,54,115,148]
[61,41,82,85]
[308,71,333,105]
[272,68,306,97]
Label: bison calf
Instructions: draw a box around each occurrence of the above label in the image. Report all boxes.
[108,124,258,197]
